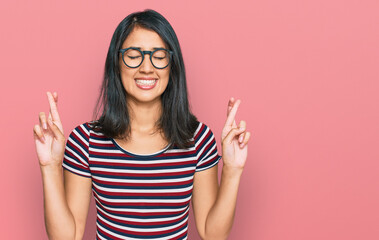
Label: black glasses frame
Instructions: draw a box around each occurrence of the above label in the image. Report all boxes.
[119,47,173,69]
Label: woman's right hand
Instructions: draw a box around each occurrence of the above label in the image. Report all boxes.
[33,92,66,168]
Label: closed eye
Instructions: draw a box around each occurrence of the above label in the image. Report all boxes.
[127,55,141,59]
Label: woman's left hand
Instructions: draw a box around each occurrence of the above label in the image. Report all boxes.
[221,97,251,171]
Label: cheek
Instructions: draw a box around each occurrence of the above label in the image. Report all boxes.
[161,69,170,82]
[160,73,170,89]
[119,71,137,92]
[120,67,136,81]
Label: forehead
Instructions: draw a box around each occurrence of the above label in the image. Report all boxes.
[122,26,167,50]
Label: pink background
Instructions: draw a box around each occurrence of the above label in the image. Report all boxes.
[1,0,378,239]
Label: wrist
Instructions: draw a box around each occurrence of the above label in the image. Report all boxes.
[40,164,63,175]
[222,165,243,178]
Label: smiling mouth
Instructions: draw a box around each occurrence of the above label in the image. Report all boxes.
[135,79,158,90]
[135,79,157,86]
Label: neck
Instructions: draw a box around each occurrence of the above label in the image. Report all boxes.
[126,97,162,134]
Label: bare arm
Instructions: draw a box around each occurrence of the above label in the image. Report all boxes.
[192,98,251,240]
[40,163,92,240]
[64,170,92,240]
[40,165,75,239]
[192,165,242,240]
[34,92,92,240]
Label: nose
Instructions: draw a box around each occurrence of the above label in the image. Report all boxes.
[139,53,154,73]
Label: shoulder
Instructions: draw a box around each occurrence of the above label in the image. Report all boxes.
[194,122,221,171]
[68,120,99,141]
[70,121,93,136]
[193,121,217,146]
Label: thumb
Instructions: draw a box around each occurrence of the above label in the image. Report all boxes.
[222,127,245,145]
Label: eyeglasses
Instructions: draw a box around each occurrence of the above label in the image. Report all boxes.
[119,47,173,69]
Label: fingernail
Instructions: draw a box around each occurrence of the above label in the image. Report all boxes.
[41,136,46,142]
[43,123,47,129]
[239,135,243,142]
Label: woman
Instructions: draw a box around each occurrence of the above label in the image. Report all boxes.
[33,9,250,240]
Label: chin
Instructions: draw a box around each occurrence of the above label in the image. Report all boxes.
[126,93,163,104]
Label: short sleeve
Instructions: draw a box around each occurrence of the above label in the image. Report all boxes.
[195,123,222,172]
[62,123,91,178]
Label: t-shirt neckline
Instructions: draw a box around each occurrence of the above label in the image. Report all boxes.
[111,138,171,157]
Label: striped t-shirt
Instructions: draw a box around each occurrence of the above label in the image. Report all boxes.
[63,121,221,240]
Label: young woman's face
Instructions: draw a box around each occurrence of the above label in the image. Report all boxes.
[119,26,170,105]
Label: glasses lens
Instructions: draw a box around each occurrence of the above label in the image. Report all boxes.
[123,49,142,67]
[152,50,170,68]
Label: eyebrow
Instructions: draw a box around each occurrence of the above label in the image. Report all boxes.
[130,46,165,50]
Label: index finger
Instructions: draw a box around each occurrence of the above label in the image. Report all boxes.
[227,97,237,128]
[47,91,61,122]
[227,97,235,116]
[225,99,241,127]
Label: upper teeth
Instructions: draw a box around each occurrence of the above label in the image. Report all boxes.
[136,79,156,85]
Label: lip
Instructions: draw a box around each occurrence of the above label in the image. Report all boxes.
[135,78,158,90]
[135,77,158,80]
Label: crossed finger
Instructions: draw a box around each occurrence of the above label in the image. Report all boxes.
[227,97,237,127]
[225,98,241,128]
[46,91,62,131]
[48,92,58,122]
[47,92,59,120]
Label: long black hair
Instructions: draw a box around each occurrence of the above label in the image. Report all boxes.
[92,9,199,149]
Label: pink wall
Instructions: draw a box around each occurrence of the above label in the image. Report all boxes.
[1,0,378,239]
